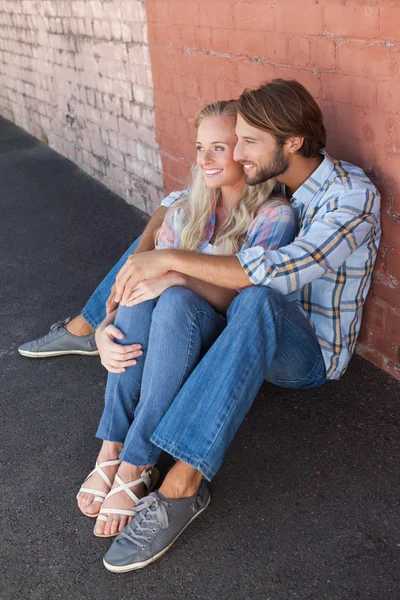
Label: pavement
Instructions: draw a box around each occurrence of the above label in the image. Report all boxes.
[1,115,399,600]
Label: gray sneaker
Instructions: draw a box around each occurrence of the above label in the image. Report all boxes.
[18,317,98,358]
[103,480,211,573]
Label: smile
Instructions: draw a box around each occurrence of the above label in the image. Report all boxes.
[204,169,223,176]
[243,164,256,171]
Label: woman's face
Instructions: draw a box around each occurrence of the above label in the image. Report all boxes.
[196,116,244,190]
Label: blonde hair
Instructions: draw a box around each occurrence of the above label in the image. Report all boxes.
[157,100,279,255]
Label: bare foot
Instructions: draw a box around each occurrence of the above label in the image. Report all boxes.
[76,441,123,516]
[66,314,94,336]
[94,461,154,536]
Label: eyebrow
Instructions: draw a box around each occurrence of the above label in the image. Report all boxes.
[240,136,259,141]
[196,141,229,145]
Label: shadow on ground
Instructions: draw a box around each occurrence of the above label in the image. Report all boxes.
[1,117,399,600]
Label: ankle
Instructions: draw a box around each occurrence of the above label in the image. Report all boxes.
[117,462,152,479]
[159,463,203,499]
[66,314,94,336]
[98,441,124,461]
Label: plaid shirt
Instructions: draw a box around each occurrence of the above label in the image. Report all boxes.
[161,155,381,380]
[158,193,296,253]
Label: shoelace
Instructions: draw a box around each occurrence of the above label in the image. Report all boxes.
[118,495,169,549]
[40,317,71,343]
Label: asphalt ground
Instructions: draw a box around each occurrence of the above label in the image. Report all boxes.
[1,116,399,600]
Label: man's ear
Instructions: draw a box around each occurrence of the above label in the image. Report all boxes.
[285,136,304,154]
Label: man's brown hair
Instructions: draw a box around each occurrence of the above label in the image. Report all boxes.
[237,79,326,158]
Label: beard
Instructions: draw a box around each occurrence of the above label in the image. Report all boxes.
[243,142,289,186]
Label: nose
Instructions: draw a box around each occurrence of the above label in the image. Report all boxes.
[233,141,244,163]
[203,148,214,164]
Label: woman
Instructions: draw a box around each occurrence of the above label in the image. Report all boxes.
[76,100,296,537]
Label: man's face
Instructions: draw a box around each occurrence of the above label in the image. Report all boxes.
[234,114,289,185]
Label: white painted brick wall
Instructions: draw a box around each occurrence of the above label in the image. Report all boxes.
[0,0,164,215]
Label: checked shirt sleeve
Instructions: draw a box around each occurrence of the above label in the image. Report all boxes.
[160,189,189,208]
[246,200,296,251]
[237,188,380,294]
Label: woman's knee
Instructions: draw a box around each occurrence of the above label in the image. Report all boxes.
[153,286,202,321]
[227,286,284,319]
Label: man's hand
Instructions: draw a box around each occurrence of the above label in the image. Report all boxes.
[95,324,143,373]
[114,250,172,305]
[123,272,186,307]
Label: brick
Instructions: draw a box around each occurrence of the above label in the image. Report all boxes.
[377,81,400,115]
[286,35,310,67]
[179,96,204,119]
[275,3,322,35]
[118,116,138,139]
[149,47,176,72]
[380,5,400,42]
[146,0,169,24]
[175,52,205,75]
[106,145,125,168]
[210,28,229,54]
[322,73,376,109]
[310,36,336,71]
[137,123,158,148]
[127,156,146,181]
[169,1,200,26]
[228,30,266,58]
[199,3,233,29]
[154,89,180,115]
[111,20,122,40]
[202,56,236,81]
[325,134,375,173]
[162,153,190,183]
[233,2,275,32]
[264,31,288,65]
[323,4,379,39]
[179,25,198,50]
[335,107,378,146]
[143,165,164,187]
[133,85,154,107]
[338,42,399,80]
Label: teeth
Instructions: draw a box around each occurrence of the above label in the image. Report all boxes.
[205,169,223,175]
[243,164,255,170]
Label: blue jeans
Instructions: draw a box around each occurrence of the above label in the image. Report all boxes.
[82,239,326,480]
[151,286,326,480]
[81,238,140,329]
[96,287,226,466]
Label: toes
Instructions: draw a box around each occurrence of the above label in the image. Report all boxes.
[118,516,129,533]
[85,501,100,515]
[95,518,105,536]
[110,517,120,536]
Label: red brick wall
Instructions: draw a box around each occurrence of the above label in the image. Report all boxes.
[145,0,400,379]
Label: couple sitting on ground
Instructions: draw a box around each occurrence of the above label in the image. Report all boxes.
[19,79,381,573]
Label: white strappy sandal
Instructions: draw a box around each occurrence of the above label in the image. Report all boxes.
[94,467,159,538]
[78,459,121,518]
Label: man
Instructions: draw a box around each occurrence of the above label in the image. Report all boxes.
[21,80,381,572]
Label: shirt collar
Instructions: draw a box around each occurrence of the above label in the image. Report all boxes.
[289,153,336,206]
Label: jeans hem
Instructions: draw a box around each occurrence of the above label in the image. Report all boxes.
[81,306,100,330]
[95,432,125,445]
[151,434,214,481]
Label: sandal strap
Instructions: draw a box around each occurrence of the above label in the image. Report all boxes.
[83,459,121,488]
[79,487,107,500]
[106,469,152,503]
[97,507,137,521]
[79,459,122,502]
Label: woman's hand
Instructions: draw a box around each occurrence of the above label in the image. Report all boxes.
[95,324,143,374]
[123,272,186,307]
